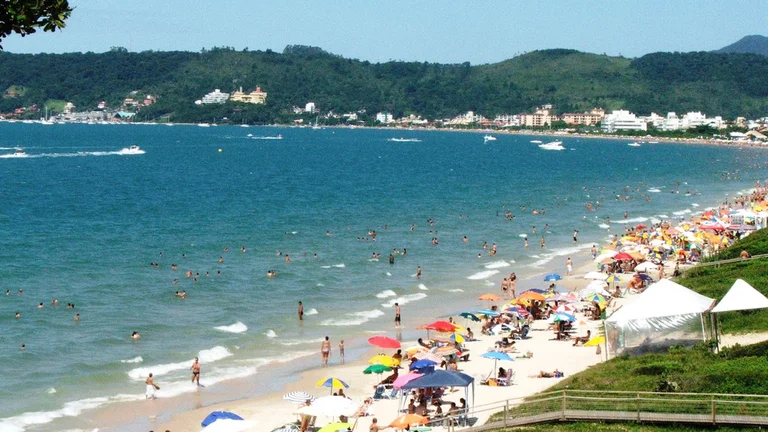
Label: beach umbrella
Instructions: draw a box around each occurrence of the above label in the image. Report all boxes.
[636,273,654,281]
[393,372,423,389]
[363,364,392,375]
[584,336,606,347]
[518,291,545,302]
[409,359,437,370]
[317,423,352,432]
[520,288,547,294]
[553,312,575,322]
[606,274,622,282]
[478,293,500,301]
[482,351,514,378]
[202,411,245,427]
[614,252,633,260]
[421,320,456,332]
[200,419,255,432]
[297,396,357,418]
[403,345,427,357]
[450,333,465,343]
[583,271,607,280]
[316,377,349,395]
[368,336,400,349]
[555,304,575,313]
[548,295,577,303]
[369,355,397,367]
[586,294,606,304]
[594,251,618,262]
[389,414,429,429]
[432,345,461,357]
[283,391,317,404]
[636,223,647,230]
[412,351,443,363]
[459,312,481,322]
[490,323,512,334]
[543,273,562,281]
[476,308,500,316]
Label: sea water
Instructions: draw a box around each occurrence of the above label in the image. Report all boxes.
[0,124,766,431]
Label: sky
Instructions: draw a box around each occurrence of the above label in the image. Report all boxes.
[2,0,765,64]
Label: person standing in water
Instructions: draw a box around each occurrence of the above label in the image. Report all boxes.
[298,301,304,321]
[190,357,201,387]
[416,266,422,278]
[321,336,331,366]
[395,303,401,328]
[145,373,159,399]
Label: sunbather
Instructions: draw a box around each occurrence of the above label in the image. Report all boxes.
[572,330,591,346]
[530,369,564,378]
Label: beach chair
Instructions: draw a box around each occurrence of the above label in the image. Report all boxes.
[498,370,516,386]
[512,325,530,340]
[381,387,399,399]
[372,385,386,400]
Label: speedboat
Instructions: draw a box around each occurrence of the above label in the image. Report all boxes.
[2,148,27,158]
[197,123,210,127]
[483,135,497,142]
[252,135,283,140]
[387,138,421,142]
[628,142,641,147]
[121,145,145,155]
[538,141,565,151]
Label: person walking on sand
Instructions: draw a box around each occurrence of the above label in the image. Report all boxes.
[190,357,201,387]
[566,257,573,276]
[395,303,402,328]
[145,373,159,399]
[298,301,304,321]
[339,339,345,363]
[321,336,331,366]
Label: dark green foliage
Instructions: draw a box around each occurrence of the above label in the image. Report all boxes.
[1,47,768,122]
[0,0,72,49]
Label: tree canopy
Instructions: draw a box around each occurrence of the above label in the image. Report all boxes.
[0,0,72,48]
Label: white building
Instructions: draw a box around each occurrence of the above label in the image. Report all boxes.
[601,110,647,133]
[199,89,230,105]
[681,112,724,129]
[493,114,522,127]
[375,112,394,124]
[305,102,316,113]
[661,112,681,131]
[641,112,665,129]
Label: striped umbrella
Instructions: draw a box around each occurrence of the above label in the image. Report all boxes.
[316,377,350,395]
[283,391,317,404]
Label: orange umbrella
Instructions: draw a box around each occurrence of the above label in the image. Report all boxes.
[389,414,429,429]
[478,293,500,301]
[518,291,545,301]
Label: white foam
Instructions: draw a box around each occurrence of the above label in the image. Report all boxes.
[448,289,464,293]
[612,217,648,224]
[214,322,248,334]
[528,244,592,268]
[647,188,661,193]
[386,272,392,277]
[279,337,325,346]
[264,329,277,338]
[598,223,610,229]
[691,203,699,207]
[381,293,428,308]
[120,356,143,364]
[673,209,691,216]
[321,266,331,269]
[305,308,318,315]
[484,260,510,269]
[320,309,385,326]
[518,234,528,238]
[368,258,379,262]
[418,284,429,291]
[157,364,261,398]
[333,263,346,268]
[376,290,397,299]
[484,280,495,286]
[46,388,57,395]
[467,270,499,280]
[127,346,232,380]
[0,148,145,159]
[317,283,325,287]
[658,214,669,218]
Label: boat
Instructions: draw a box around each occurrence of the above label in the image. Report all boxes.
[530,140,542,144]
[484,135,497,142]
[197,123,210,127]
[387,138,422,143]
[121,145,145,155]
[2,148,27,158]
[538,141,565,151]
[628,142,641,147]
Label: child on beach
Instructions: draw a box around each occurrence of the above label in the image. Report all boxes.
[339,339,345,363]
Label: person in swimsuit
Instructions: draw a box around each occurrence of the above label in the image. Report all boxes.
[395,303,401,327]
[298,301,304,321]
[339,339,345,363]
[190,357,201,386]
[321,336,331,366]
[145,373,159,399]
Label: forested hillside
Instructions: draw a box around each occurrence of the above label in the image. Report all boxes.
[1,46,768,123]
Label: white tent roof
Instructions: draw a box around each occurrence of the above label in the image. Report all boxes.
[712,279,768,313]
[606,279,714,322]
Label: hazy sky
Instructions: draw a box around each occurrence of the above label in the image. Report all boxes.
[2,0,765,64]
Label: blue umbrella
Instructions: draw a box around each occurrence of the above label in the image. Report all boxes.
[409,359,438,370]
[481,351,514,361]
[520,288,547,294]
[476,309,500,316]
[201,411,244,427]
[553,312,575,322]
[636,273,654,281]
[544,273,562,281]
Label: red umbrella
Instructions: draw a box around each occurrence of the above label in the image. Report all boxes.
[700,224,725,231]
[614,252,633,260]
[635,223,647,230]
[368,336,401,349]
[420,320,456,332]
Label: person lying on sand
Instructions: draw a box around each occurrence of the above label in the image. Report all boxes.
[530,369,564,378]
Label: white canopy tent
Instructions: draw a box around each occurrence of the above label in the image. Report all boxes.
[712,279,768,313]
[604,279,715,358]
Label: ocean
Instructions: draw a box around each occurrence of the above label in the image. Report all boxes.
[0,123,765,432]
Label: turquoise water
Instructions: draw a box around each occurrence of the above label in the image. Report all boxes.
[0,124,765,431]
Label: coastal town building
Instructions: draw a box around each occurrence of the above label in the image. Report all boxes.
[230,86,267,104]
[197,89,230,105]
[493,114,522,127]
[445,111,487,125]
[601,110,647,133]
[62,102,76,115]
[305,102,316,113]
[562,108,605,126]
[519,106,558,127]
[375,112,394,124]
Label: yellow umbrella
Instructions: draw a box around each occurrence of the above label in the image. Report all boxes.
[451,324,466,333]
[318,423,352,432]
[369,355,397,367]
[451,333,465,343]
[584,336,605,347]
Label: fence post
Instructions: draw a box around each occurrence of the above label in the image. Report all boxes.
[711,395,716,425]
[504,399,509,427]
[636,392,641,422]
[561,390,567,420]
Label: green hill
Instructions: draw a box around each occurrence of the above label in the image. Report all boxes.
[716,35,768,57]
[1,46,768,123]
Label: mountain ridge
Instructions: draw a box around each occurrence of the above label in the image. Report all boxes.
[715,35,768,57]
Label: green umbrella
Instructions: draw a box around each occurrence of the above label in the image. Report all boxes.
[363,364,392,375]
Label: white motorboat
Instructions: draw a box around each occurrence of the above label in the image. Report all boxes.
[120,145,145,155]
[628,142,641,147]
[2,148,28,158]
[197,123,210,127]
[538,141,565,151]
[387,138,422,142]
[483,135,497,142]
